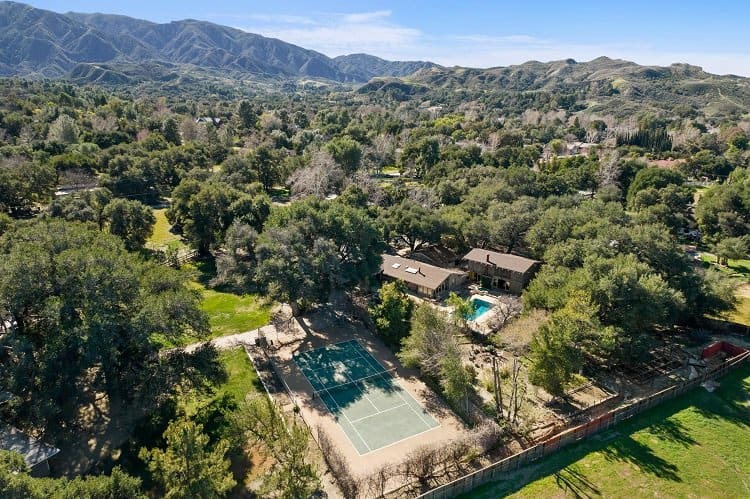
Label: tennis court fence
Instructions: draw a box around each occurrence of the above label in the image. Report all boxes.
[417,349,750,499]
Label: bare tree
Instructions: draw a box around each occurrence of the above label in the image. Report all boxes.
[509,356,527,423]
[346,170,385,206]
[367,133,396,171]
[486,296,523,331]
[91,114,118,133]
[364,463,394,498]
[288,151,344,199]
[492,355,503,419]
[598,151,621,188]
[317,426,361,498]
[492,309,548,356]
[180,117,198,142]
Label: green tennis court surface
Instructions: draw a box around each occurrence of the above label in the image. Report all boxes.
[294,339,439,454]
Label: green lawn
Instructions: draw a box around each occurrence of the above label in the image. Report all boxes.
[722,295,750,327]
[179,347,263,415]
[465,364,750,499]
[199,284,273,338]
[152,260,273,348]
[146,208,186,251]
[700,252,750,278]
[698,252,750,326]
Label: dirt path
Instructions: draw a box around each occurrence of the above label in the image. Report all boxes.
[181,304,304,353]
[735,284,750,299]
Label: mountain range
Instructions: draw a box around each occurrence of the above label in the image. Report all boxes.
[0,1,438,82]
[2,0,750,120]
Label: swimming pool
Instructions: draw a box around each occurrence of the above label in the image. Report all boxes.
[467,297,494,321]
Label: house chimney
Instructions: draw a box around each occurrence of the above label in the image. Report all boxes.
[486,254,490,263]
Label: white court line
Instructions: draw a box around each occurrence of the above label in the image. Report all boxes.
[296,339,359,358]
[298,339,441,455]
[392,379,434,428]
[351,340,435,428]
[309,367,372,454]
[357,422,442,456]
[292,356,372,454]
[341,370,380,413]
[349,342,386,373]
[348,402,410,424]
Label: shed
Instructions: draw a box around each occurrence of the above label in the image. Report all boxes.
[0,425,60,477]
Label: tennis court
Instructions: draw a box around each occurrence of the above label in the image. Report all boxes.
[294,339,439,454]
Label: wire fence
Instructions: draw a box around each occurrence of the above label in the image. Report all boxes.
[417,350,750,499]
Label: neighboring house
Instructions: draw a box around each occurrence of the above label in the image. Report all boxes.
[0,425,60,477]
[195,117,222,126]
[379,254,465,299]
[543,141,597,160]
[463,248,540,294]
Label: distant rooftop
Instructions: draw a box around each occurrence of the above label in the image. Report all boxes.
[0,425,60,468]
[463,248,539,274]
[0,391,12,405]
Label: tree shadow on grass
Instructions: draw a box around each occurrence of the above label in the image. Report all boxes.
[462,364,750,498]
[689,375,750,430]
[184,257,220,288]
[600,437,681,482]
[554,467,601,498]
[646,418,697,447]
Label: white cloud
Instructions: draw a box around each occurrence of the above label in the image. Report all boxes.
[342,10,392,24]
[231,11,750,76]
[235,10,421,57]
[208,13,318,25]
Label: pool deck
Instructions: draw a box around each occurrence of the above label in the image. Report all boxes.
[467,293,502,331]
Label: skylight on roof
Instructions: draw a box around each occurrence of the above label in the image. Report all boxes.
[392,263,401,269]
[405,267,419,274]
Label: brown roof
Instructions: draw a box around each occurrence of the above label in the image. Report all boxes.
[463,248,539,274]
[380,254,460,290]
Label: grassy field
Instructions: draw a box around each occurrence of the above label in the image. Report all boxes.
[179,347,263,415]
[465,364,750,499]
[146,208,187,251]
[724,295,750,326]
[152,260,273,348]
[199,284,272,338]
[699,252,750,326]
[700,252,750,278]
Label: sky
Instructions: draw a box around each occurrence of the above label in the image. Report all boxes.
[23,0,750,76]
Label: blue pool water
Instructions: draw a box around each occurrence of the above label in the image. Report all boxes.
[467,297,494,321]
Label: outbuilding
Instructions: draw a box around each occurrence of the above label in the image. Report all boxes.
[0,425,60,477]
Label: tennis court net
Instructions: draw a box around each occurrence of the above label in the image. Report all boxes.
[312,368,397,399]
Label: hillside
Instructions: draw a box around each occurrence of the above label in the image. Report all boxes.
[393,58,750,119]
[333,53,439,81]
[2,0,750,120]
[0,1,440,83]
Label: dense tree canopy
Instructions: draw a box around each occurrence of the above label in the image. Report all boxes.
[0,451,144,499]
[0,220,208,425]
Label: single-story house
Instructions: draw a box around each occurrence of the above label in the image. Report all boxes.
[463,248,540,294]
[379,254,465,299]
[195,117,222,126]
[0,425,60,477]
